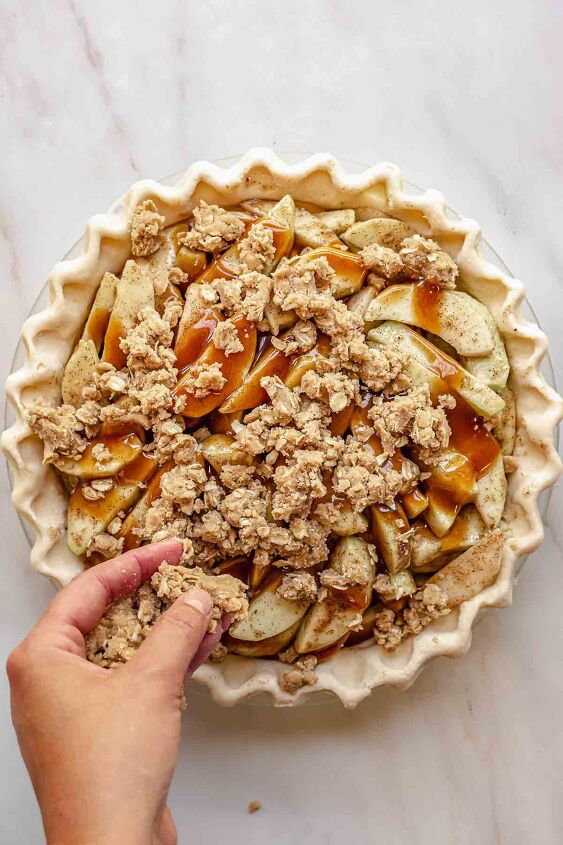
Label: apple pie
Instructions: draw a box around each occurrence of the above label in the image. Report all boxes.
[4,153,561,705]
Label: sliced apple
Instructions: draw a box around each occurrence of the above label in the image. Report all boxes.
[268,194,296,231]
[411,506,485,572]
[420,450,477,537]
[67,453,158,556]
[82,272,118,352]
[474,453,507,529]
[365,286,495,357]
[208,409,244,435]
[102,260,155,368]
[284,334,331,389]
[294,208,341,249]
[61,339,99,408]
[428,529,504,607]
[314,209,355,234]
[175,307,220,374]
[229,573,311,642]
[346,287,378,328]
[354,207,393,222]
[453,292,510,389]
[370,502,412,574]
[493,386,516,456]
[298,246,367,298]
[200,433,253,472]
[342,218,415,252]
[368,322,505,417]
[317,502,369,536]
[225,619,301,657]
[175,287,219,370]
[55,428,143,479]
[402,486,429,520]
[219,336,291,414]
[241,199,276,217]
[174,314,257,418]
[294,538,375,654]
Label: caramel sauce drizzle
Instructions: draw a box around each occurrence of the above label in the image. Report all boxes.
[174,314,257,418]
[412,279,443,335]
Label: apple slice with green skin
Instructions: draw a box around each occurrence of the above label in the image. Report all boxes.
[370,502,412,574]
[297,246,367,298]
[102,260,155,369]
[493,386,516,456]
[452,292,510,390]
[225,619,301,658]
[61,339,99,408]
[174,314,257,418]
[411,506,485,572]
[342,218,415,252]
[82,272,118,352]
[428,529,504,607]
[294,208,341,249]
[200,433,254,472]
[368,322,505,418]
[314,209,355,234]
[474,453,507,529]
[67,452,158,556]
[228,573,311,642]
[294,538,375,654]
[365,285,495,357]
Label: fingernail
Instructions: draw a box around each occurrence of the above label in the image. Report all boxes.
[184,589,212,616]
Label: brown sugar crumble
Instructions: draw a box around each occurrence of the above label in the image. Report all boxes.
[129,199,165,257]
[247,800,262,815]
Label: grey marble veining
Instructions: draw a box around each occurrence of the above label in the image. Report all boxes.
[0,2,561,843]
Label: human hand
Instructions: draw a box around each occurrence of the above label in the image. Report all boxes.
[6,541,223,845]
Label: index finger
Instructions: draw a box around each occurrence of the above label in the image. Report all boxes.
[42,540,183,636]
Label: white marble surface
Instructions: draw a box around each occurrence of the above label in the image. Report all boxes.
[1,1,562,842]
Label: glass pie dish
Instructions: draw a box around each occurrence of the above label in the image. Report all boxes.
[3,151,562,706]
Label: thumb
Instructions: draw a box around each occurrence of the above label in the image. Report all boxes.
[127,589,212,690]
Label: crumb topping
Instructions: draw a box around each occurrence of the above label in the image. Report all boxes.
[372,583,449,649]
[179,201,245,253]
[238,222,276,273]
[277,572,318,602]
[85,562,248,669]
[399,235,458,289]
[211,319,244,356]
[129,200,165,257]
[280,655,318,694]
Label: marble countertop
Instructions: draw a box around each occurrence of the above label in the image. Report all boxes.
[1,1,561,842]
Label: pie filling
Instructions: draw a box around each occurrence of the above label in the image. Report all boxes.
[27,195,513,692]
